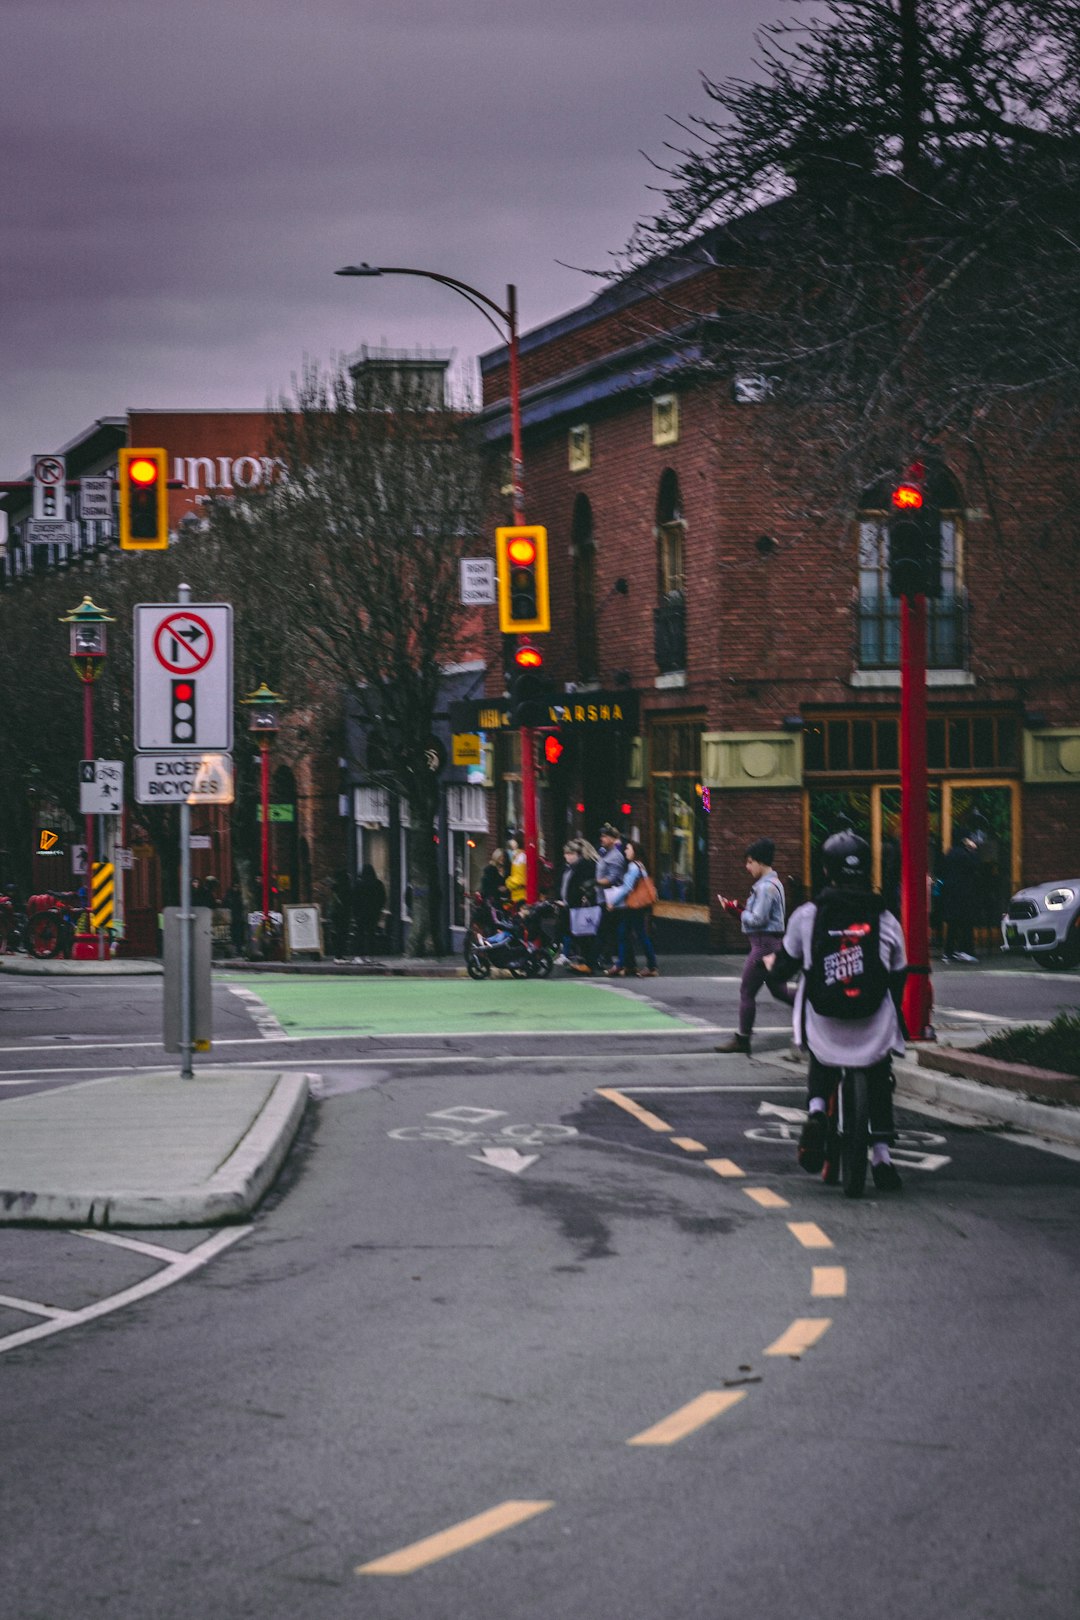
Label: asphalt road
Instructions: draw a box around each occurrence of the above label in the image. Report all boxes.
[0,967,1078,1618]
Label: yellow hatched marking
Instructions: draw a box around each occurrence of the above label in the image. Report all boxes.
[595,1087,672,1133]
[812,1267,847,1298]
[705,1158,745,1178]
[764,1318,832,1357]
[356,1500,553,1576]
[628,1389,746,1446]
[787,1222,834,1250]
[743,1186,790,1209]
[671,1136,707,1153]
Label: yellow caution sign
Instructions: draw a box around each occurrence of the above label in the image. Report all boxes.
[452,733,482,767]
[91,862,114,932]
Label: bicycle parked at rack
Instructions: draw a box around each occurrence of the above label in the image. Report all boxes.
[23,891,82,960]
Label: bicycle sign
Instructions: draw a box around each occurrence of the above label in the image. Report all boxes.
[746,1114,951,1173]
[388,1106,578,1152]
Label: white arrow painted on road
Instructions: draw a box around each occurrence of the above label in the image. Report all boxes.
[469,1148,539,1175]
[758,1100,808,1124]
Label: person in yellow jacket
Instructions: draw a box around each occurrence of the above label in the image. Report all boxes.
[505,834,527,906]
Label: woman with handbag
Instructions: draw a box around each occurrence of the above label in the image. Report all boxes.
[563,838,601,974]
[604,840,660,977]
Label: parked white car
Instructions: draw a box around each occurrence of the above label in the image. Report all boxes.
[1001,879,1080,971]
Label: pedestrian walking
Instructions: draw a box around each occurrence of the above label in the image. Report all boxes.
[352,863,387,957]
[224,881,247,957]
[594,823,627,970]
[561,838,601,973]
[715,836,788,1054]
[478,847,510,930]
[939,833,981,962]
[604,839,659,976]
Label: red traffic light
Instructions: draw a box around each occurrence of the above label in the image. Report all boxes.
[514,644,543,668]
[891,483,923,510]
[543,735,564,765]
[129,456,160,486]
[507,535,537,566]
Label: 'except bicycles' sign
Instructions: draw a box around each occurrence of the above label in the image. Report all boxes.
[134,752,235,805]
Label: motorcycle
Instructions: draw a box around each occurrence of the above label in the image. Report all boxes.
[464,898,558,980]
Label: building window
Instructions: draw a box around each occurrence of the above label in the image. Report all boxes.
[652,394,679,447]
[654,469,686,674]
[570,494,599,680]
[802,710,1018,776]
[856,466,967,669]
[568,423,591,472]
[648,716,708,905]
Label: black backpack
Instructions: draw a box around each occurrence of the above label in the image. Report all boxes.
[805,888,890,1021]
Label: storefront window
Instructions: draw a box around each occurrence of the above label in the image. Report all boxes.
[649,718,708,905]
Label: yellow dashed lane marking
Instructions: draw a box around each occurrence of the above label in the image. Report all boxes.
[764,1318,832,1357]
[811,1267,848,1298]
[671,1136,707,1152]
[628,1390,746,1446]
[705,1157,746,1178]
[356,1500,553,1576]
[743,1186,790,1209]
[787,1222,834,1249]
[595,1087,672,1132]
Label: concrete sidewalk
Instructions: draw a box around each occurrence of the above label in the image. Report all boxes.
[0,1068,310,1229]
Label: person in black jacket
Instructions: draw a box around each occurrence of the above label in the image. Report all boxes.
[352,863,387,957]
[561,838,600,974]
[939,834,981,962]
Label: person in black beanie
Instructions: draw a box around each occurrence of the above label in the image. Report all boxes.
[715,836,788,1055]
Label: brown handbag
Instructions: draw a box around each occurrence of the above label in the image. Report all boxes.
[625,866,659,909]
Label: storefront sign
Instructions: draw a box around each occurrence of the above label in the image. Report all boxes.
[452,733,482,767]
[449,690,637,735]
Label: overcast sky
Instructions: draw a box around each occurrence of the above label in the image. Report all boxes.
[2,0,784,482]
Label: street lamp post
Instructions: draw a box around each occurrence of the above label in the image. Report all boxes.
[241,682,285,933]
[335,263,539,902]
[60,596,114,960]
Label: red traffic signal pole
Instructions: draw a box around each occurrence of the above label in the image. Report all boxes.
[506,286,541,903]
[900,593,934,1039]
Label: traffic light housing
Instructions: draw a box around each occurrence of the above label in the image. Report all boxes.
[170,679,196,743]
[496,525,550,634]
[119,448,169,550]
[509,645,555,728]
[887,478,941,598]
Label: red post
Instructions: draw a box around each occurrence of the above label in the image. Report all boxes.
[259,740,271,922]
[900,593,934,1039]
[507,283,540,904]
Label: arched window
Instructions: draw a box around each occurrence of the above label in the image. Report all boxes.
[857,464,966,670]
[571,494,598,679]
[654,469,687,673]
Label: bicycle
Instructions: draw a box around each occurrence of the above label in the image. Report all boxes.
[822,1066,871,1199]
[24,891,81,960]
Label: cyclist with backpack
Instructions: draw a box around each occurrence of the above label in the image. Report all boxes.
[765,830,908,1191]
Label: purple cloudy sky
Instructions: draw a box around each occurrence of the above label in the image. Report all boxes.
[2,0,782,482]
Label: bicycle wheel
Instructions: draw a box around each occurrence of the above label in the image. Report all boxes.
[27,910,63,959]
[465,945,491,980]
[840,1068,870,1199]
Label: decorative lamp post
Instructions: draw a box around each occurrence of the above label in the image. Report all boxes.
[241,682,285,927]
[335,263,541,902]
[59,596,114,959]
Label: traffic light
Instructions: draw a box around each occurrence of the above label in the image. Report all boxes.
[509,645,555,728]
[170,679,196,743]
[543,734,564,766]
[118,448,169,550]
[496,525,550,634]
[887,475,941,598]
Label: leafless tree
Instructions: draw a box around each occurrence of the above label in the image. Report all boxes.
[199,357,486,956]
[623,0,1080,507]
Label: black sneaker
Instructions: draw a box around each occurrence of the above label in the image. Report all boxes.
[871,1160,903,1192]
[798,1112,828,1174]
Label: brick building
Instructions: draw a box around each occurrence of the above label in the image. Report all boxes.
[478,239,1080,948]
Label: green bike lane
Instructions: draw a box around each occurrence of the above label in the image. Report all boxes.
[220,975,691,1039]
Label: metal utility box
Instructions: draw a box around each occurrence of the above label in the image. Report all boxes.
[163,907,212,1053]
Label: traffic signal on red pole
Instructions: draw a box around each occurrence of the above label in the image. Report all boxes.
[510,643,554,728]
[118,448,169,550]
[496,525,550,633]
[887,471,941,598]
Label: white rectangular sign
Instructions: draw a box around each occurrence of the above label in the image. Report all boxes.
[80,478,113,521]
[134,602,233,751]
[26,520,79,546]
[32,453,66,522]
[79,759,124,815]
[134,752,235,805]
[460,557,496,605]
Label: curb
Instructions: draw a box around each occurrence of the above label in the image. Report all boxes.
[0,958,163,976]
[917,1044,1080,1103]
[0,1072,312,1229]
[893,1058,1080,1148]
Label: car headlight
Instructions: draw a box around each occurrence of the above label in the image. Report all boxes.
[1044,887,1076,911]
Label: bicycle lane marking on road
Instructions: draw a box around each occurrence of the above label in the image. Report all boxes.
[0,1226,251,1357]
[227,985,288,1040]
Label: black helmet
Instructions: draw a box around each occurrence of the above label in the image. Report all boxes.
[821,829,871,887]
